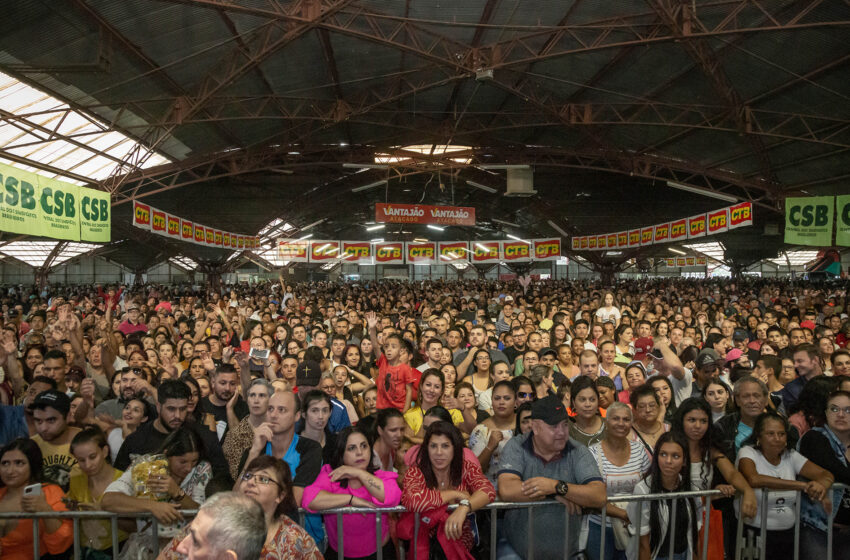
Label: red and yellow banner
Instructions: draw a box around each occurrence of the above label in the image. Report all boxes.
[340,241,372,264]
[406,242,437,265]
[132,202,258,250]
[570,202,751,251]
[375,242,405,264]
[439,242,468,263]
[502,241,532,262]
[472,241,501,263]
[533,238,561,261]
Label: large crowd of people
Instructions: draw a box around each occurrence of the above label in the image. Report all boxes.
[0,277,848,560]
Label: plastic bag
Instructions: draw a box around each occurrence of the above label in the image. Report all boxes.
[128,453,169,501]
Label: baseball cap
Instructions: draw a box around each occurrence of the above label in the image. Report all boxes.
[732,329,749,342]
[695,348,720,369]
[504,295,514,303]
[530,395,569,425]
[539,348,557,359]
[31,389,71,415]
[724,348,744,365]
[633,337,654,359]
[155,301,172,313]
[126,303,139,311]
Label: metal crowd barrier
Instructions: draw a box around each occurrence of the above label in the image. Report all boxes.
[0,484,845,560]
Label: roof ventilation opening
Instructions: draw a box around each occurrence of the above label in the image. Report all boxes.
[505,168,536,197]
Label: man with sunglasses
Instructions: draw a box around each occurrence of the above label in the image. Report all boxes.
[94,366,148,421]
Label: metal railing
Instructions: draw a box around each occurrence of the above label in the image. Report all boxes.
[0,484,845,560]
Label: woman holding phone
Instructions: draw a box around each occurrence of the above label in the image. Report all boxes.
[0,438,73,560]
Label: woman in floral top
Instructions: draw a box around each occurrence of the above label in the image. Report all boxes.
[159,455,322,560]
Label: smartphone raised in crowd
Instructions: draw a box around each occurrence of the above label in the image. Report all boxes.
[250,348,270,360]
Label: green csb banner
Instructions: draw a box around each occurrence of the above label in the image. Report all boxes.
[0,162,110,242]
[784,196,833,246]
[837,195,850,247]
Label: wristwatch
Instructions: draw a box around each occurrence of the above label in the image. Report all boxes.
[458,498,472,510]
[555,481,569,496]
[172,489,187,502]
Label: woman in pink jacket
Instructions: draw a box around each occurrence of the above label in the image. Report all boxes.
[303,425,401,559]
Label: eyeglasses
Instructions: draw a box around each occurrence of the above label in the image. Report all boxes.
[241,472,281,487]
[517,392,534,399]
[827,405,850,416]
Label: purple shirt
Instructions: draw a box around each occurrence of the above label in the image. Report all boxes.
[302,464,401,557]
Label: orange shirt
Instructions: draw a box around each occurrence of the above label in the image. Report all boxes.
[0,484,73,560]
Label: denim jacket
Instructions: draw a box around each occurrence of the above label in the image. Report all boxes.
[799,426,845,531]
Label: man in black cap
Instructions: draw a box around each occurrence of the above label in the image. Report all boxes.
[497,395,606,558]
[30,389,81,491]
[295,359,322,397]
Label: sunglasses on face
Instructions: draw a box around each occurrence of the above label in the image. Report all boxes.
[517,392,534,399]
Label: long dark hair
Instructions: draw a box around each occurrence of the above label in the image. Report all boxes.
[243,455,298,518]
[671,398,713,489]
[418,421,465,489]
[0,438,44,487]
[514,402,533,435]
[789,376,837,428]
[646,431,698,553]
[330,426,376,488]
[159,426,205,460]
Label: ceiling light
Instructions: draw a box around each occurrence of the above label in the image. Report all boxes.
[351,180,387,192]
[466,180,498,194]
[493,218,520,227]
[366,224,385,231]
[606,251,622,256]
[669,247,686,255]
[413,238,428,242]
[300,218,326,232]
[343,163,389,169]
[478,165,531,170]
[296,233,313,241]
[666,181,738,203]
[507,234,531,244]
[547,220,569,237]
[370,238,384,244]
[427,225,444,231]
[270,168,294,175]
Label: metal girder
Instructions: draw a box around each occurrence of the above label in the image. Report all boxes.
[646,0,777,186]
[68,0,242,147]
[111,142,781,212]
[100,0,357,194]
[170,0,847,71]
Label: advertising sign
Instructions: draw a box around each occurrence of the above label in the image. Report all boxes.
[785,196,834,246]
[533,238,561,261]
[837,195,850,246]
[688,214,707,239]
[406,241,437,265]
[374,242,405,264]
[309,240,340,262]
[278,240,309,262]
[729,202,753,229]
[375,203,475,226]
[340,241,372,265]
[471,241,501,263]
[707,208,729,235]
[502,241,532,262]
[438,242,468,263]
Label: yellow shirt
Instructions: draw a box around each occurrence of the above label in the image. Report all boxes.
[404,406,464,434]
[67,469,127,550]
[31,433,80,492]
